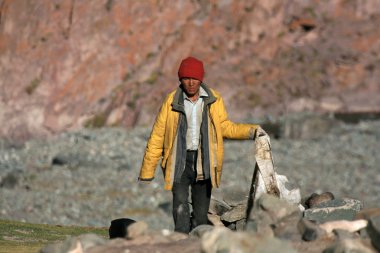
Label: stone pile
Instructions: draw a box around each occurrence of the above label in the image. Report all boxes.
[41,194,380,253]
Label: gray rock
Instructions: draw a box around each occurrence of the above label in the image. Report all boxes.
[201,227,297,253]
[40,242,62,253]
[0,171,20,189]
[190,224,214,238]
[323,239,375,253]
[77,234,107,250]
[221,204,247,223]
[208,195,231,215]
[207,213,224,226]
[304,198,362,223]
[367,215,380,251]
[236,219,246,231]
[222,190,248,207]
[253,194,301,221]
[297,218,325,241]
[246,194,300,236]
[273,213,303,241]
[40,233,106,253]
[246,210,274,235]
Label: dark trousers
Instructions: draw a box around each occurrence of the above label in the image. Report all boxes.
[172,150,212,234]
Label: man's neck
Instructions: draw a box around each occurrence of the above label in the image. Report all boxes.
[187,92,200,102]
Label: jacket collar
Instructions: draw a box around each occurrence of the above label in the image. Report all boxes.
[171,83,216,113]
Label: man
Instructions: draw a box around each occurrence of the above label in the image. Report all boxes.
[139,56,259,233]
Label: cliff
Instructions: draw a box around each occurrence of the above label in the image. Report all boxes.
[1,0,379,140]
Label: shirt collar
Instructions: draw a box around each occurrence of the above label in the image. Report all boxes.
[183,86,208,101]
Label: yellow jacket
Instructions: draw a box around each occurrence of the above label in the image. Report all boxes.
[139,84,259,190]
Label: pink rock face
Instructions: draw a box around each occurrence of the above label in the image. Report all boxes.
[0,0,379,140]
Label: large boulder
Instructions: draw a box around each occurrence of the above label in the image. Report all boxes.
[367,215,380,251]
[246,194,301,237]
[304,198,362,223]
[201,227,297,253]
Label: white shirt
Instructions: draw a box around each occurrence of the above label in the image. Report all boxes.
[184,87,208,150]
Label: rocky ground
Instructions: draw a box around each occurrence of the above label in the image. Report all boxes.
[0,114,379,232]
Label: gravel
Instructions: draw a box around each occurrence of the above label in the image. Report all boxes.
[0,118,379,231]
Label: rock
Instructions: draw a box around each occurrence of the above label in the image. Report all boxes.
[109,218,136,239]
[40,233,106,253]
[201,227,297,253]
[208,195,231,215]
[246,194,300,236]
[207,213,224,226]
[220,204,247,223]
[51,154,78,167]
[0,171,20,189]
[236,219,246,231]
[323,239,375,253]
[272,212,303,241]
[298,218,325,241]
[367,215,380,251]
[255,194,301,221]
[319,219,368,235]
[161,230,189,241]
[276,174,302,205]
[222,190,248,207]
[333,229,359,240]
[304,198,362,223]
[86,236,201,253]
[190,224,215,238]
[305,192,335,209]
[355,208,380,220]
[76,234,107,251]
[127,221,149,239]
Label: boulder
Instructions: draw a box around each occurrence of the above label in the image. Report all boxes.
[220,204,247,223]
[108,218,136,239]
[126,221,149,239]
[323,239,375,253]
[208,195,231,215]
[297,218,325,241]
[319,219,368,235]
[272,213,303,241]
[236,219,246,231]
[254,194,301,221]
[367,215,380,251]
[207,213,224,226]
[246,194,300,236]
[222,190,248,207]
[201,227,297,253]
[190,224,215,238]
[355,208,380,220]
[304,198,362,223]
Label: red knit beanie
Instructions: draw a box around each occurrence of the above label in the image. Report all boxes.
[178,56,204,82]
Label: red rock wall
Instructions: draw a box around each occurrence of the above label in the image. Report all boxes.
[0,0,379,140]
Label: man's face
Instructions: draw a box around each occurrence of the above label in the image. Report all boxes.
[181,77,201,99]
